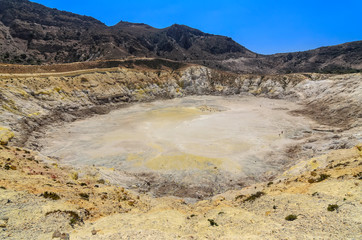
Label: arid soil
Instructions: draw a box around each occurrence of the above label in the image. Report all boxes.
[0,62,361,239]
[1,143,361,239]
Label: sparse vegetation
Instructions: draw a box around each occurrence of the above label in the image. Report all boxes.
[4,163,11,170]
[316,174,330,182]
[42,191,60,200]
[285,214,298,221]
[187,214,197,220]
[96,179,105,184]
[235,194,245,200]
[208,219,218,226]
[80,77,89,83]
[319,65,361,74]
[70,171,78,180]
[45,210,81,226]
[79,193,89,201]
[353,172,362,179]
[242,192,265,203]
[333,162,349,168]
[308,173,331,183]
[3,162,16,171]
[308,179,315,183]
[327,204,339,212]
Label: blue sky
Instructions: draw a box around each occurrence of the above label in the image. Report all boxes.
[31,0,362,54]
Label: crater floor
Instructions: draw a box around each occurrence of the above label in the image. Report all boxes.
[40,96,317,199]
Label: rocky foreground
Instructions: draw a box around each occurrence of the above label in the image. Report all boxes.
[0,141,361,239]
[0,60,361,239]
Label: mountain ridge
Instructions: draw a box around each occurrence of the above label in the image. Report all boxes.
[0,0,361,74]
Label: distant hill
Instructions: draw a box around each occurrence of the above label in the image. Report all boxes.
[0,0,361,74]
[213,40,362,74]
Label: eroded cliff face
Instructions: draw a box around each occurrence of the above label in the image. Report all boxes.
[0,63,361,146]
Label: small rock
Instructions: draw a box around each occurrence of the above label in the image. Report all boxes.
[91,229,97,235]
[60,233,70,240]
[52,230,61,238]
[0,220,7,228]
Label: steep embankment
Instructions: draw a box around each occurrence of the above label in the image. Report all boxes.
[0,61,361,239]
[0,59,361,147]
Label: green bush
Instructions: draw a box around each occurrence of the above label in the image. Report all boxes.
[208,219,218,226]
[79,193,89,201]
[285,214,297,221]
[45,210,81,226]
[242,192,265,203]
[327,204,339,212]
[42,191,60,200]
[316,174,330,182]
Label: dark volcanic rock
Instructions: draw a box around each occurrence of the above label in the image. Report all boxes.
[0,0,361,74]
[216,41,362,74]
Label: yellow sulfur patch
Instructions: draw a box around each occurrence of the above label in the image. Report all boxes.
[0,127,15,145]
[28,112,41,117]
[309,158,320,169]
[145,153,223,171]
[144,106,205,121]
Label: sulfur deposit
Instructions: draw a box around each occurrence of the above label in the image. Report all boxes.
[0,59,361,239]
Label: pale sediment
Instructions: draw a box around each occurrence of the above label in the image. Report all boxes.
[38,95,320,199]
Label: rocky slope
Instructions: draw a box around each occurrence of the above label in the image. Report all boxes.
[0,59,361,150]
[0,0,254,65]
[215,40,362,74]
[0,0,361,74]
